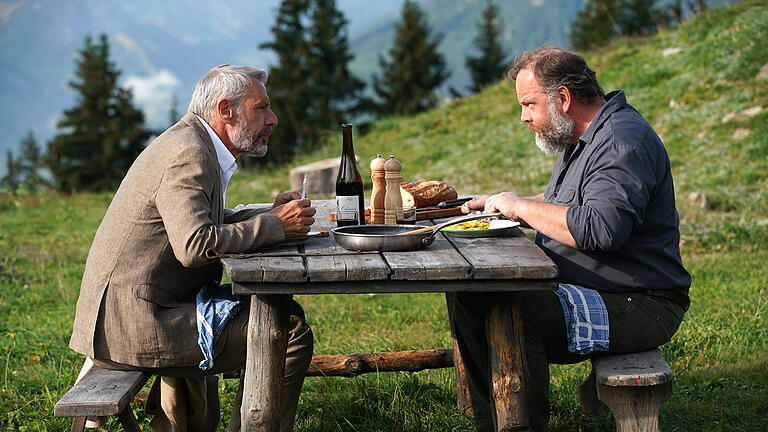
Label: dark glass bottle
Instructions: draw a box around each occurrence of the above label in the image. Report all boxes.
[336,124,365,226]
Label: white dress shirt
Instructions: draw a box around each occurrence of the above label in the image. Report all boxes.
[195,115,237,206]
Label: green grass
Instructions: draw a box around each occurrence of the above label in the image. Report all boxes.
[2,1,767,430]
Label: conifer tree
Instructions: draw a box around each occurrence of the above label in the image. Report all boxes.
[260,0,313,163]
[372,0,449,115]
[46,34,150,192]
[168,94,181,128]
[570,0,623,51]
[571,0,667,50]
[1,150,19,193]
[465,0,508,93]
[260,0,364,161]
[619,0,660,36]
[18,131,47,191]
[307,0,365,148]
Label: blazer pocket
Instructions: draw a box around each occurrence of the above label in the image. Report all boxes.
[134,283,181,308]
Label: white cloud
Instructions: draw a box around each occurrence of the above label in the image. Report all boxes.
[124,70,181,127]
[0,1,23,25]
[113,32,155,72]
[177,32,202,46]
[530,0,544,7]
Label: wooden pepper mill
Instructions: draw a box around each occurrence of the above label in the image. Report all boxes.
[384,155,402,225]
[370,154,386,224]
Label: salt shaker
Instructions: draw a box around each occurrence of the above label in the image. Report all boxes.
[370,154,386,224]
[384,155,402,225]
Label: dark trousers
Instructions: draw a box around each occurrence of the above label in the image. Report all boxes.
[452,290,685,432]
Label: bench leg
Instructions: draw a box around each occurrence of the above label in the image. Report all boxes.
[597,381,672,432]
[70,417,86,432]
[117,407,142,432]
[578,368,607,416]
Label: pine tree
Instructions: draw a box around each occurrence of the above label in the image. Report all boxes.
[465,0,508,93]
[18,131,47,191]
[260,0,313,163]
[571,0,668,50]
[1,150,19,193]
[46,34,150,192]
[570,0,623,51]
[619,0,660,36]
[260,0,364,161]
[307,0,365,148]
[372,0,449,115]
[168,94,181,128]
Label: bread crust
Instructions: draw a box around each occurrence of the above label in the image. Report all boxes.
[400,181,458,208]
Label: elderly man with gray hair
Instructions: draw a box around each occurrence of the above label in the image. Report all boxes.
[69,64,315,431]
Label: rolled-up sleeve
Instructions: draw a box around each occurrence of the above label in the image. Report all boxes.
[567,141,655,251]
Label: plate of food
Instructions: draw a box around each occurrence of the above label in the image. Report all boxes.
[281,230,323,246]
[440,219,520,238]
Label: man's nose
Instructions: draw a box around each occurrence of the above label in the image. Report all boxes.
[267,109,278,126]
[520,109,530,123]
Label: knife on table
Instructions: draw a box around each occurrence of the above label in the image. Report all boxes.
[436,197,473,208]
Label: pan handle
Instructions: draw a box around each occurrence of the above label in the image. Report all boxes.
[424,211,503,242]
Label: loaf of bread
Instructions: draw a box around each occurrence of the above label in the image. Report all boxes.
[400,181,458,208]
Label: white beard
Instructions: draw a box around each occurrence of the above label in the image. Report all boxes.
[231,121,270,158]
[535,93,576,156]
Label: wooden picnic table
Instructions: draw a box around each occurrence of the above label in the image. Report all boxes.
[222,199,558,431]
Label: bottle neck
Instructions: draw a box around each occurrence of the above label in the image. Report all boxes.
[342,125,355,158]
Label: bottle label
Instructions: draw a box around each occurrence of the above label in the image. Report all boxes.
[336,195,360,221]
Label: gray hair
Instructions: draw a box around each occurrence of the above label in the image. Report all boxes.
[188,64,268,122]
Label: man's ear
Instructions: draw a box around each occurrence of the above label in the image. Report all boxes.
[216,99,235,124]
[558,85,572,113]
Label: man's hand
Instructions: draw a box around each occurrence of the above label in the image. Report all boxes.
[484,192,522,221]
[272,190,302,209]
[461,195,490,214]
[271,198,316,236]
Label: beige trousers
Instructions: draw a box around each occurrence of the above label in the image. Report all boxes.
[93,298,313,432]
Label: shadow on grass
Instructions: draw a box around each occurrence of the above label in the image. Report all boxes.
[296,370,474,432]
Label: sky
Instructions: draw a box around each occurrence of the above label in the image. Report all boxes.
[0,0,405,174]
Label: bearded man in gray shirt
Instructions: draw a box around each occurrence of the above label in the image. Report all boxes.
[455,46,690,432]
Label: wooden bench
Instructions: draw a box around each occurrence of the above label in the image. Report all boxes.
[54,365,151,432]
[578,348,674,432]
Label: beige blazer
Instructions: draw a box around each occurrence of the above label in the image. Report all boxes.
[69,112,285,368]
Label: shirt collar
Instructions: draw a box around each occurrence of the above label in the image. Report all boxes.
[195,114,238,178]
[579,90,627,145]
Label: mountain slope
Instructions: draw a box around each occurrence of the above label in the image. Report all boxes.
[230,0,767,237]
[349,0,586,96]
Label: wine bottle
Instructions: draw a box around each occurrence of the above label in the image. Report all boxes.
[336,124,366,226]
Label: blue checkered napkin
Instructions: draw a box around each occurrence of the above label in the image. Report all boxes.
[196,282,242,370]
[554,283,610,354]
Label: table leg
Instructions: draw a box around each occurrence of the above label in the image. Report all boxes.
[445,293,472,414]
[487,293,530,431]
[242,294,290,432]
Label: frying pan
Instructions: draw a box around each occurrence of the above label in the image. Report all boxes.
[331,212,502,252]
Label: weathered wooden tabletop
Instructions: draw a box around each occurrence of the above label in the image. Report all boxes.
[223,199,558,294]
[225,199,559,432]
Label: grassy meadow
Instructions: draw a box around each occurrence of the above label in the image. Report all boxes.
[2,1,767,430]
